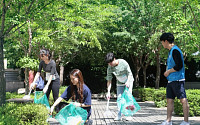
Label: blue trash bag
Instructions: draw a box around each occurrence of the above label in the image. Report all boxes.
[117,87,141,116]
[34,91,50,111]
[55,103,88,125]
[35,76,44,90]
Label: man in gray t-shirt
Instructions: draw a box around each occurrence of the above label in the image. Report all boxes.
[105,52,134,121]
[106,59,134,89]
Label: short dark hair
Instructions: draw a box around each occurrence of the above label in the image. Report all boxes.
[105,52,115,63]
[160,33,174,43]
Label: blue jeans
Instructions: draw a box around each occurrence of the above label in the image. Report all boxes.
[117,85,125,117]
[117,84,133,117]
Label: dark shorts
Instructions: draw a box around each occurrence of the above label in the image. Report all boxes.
[166,81,187,99]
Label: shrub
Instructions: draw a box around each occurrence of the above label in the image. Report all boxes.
[155,100,167,108]
[153,90,167,107]
[6,92,35,100]
[137,88,200,116]
[0,103,49,125]
[138,88,155,101]
[0,103,18,125]
[174,89,200,116]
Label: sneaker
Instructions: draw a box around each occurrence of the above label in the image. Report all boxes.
[84,119,93,125]
[180,121,190,125]
[159,120,172,125]
[114,116,122,121]
[125,116,132,121]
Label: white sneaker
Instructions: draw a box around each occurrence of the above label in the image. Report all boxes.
[125,116,132,121]
[180,121,190,125]
[159,120,172,125]
[114,116,122,121]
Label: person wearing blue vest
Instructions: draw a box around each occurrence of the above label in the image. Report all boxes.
[159,33,190,125]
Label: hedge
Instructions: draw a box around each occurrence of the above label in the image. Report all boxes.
[0,103,49,125]
[174,89,200,116]
[134,88,200,116]
[0,86,68,124]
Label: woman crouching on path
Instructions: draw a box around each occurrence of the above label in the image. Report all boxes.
[50,69,92,124]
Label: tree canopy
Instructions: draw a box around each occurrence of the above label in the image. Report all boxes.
[1,0,200,105]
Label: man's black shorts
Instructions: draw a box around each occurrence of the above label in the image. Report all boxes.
[166,81,187,99]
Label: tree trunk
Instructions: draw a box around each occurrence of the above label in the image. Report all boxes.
[27,20,32,56]
[155,51,160,89]
[187,0,200,32]
[141,53,151,88]
[0,0,6,106]
[25,20,32,94]
[143,66,147,88]
[134,67,140,87]
[130,54,141,87]
[0,37,6,106]
[136,57,142,87]
[24,68,29,95]
[60,65,64,86]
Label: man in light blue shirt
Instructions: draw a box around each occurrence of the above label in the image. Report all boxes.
[105,52,134,121]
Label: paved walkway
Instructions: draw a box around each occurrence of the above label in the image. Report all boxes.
[49,99,200,125]
[92,99,200,125]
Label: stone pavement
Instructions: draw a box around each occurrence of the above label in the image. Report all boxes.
[91,99,200,125]
[49,99,200,125]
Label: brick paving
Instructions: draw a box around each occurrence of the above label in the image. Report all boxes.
[91,99,200,125]
[49,99,200,125]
